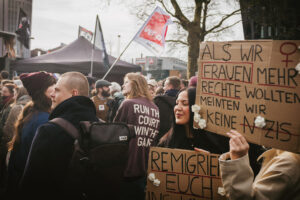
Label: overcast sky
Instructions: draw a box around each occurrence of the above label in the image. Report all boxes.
[30,0,244,63]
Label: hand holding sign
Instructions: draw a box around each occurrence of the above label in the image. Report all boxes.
[226,130,249,160]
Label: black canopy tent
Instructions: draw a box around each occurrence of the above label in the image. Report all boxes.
[10,36,141,84]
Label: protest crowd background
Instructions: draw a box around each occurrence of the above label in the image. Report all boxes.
[0,66,298,200]
[0,1,300,200]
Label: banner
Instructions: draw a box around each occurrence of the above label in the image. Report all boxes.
[195,40,300,153]
[93,15,110,69]
[15,8,30,49]
[78,26,93,42]
[133,6,172,56]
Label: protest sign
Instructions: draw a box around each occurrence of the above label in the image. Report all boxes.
[195,40,300,153]
[146,147,226,200]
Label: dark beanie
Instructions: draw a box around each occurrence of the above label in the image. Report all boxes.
[20,71,56,97]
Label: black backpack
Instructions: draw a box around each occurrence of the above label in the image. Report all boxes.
[50,118,134,200]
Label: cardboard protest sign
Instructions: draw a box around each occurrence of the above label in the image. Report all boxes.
[146,147,226,200]
[195,40,300,153]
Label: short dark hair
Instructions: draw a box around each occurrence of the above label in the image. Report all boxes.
[167,76,181,90]
[1,70,9,79]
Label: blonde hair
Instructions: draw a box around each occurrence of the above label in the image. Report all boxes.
[60,72,89,97]
[125,72,152,101]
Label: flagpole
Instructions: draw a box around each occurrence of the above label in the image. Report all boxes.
[90,48,94,76]
[102,6,171,80]
[90,15,98,77]
[102,36,135,80]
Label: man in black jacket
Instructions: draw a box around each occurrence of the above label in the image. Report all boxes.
[19,72,98,200]
[153,76,181,145]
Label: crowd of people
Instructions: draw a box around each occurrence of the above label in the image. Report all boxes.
[0,70,299,200]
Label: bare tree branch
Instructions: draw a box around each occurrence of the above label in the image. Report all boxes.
[205,8,240,34]
[170,0,191,29]
[201,0,210,37]
[157,0,175,17]
[166,39,188,45]
[172,20,182,25]
[194,0,203,24]
[211,19,241,34]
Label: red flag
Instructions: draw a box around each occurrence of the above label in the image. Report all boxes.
[134,6,172,56]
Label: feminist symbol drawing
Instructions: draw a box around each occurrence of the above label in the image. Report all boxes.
[280,42,297,68]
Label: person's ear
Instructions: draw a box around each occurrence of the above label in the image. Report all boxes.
[71,89,79,96]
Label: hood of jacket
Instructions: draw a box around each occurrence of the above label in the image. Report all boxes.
[49,96,98,128]
[154,95,176,108]
[165,89,179,97]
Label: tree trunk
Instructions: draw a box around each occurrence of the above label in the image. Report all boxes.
[187,30,201,79]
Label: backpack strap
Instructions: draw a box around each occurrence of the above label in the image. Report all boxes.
[50,118,80,139]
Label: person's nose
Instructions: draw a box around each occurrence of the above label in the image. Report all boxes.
[174,103,182,112]
[50,90,55,98]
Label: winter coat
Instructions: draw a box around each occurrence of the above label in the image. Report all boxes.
[0,97,14,146]
[219,149,300,200]
[19,96,98,200]
[107,92,124,122]
[0,102,13,188]
[153,94,176,146]
[0,95,31,191]
[0,95,31,162]
[6,111,49,196]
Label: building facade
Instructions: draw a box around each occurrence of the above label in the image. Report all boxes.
[0,0,32,67]
[136,56,187,80]
[240,0,300,40]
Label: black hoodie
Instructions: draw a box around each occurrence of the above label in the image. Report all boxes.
[153,94,176,146]
[19,96,98,200]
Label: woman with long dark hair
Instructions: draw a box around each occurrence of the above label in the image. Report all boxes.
[158,87,263,174]
[5,72,56,196]
[159,87,229,153]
